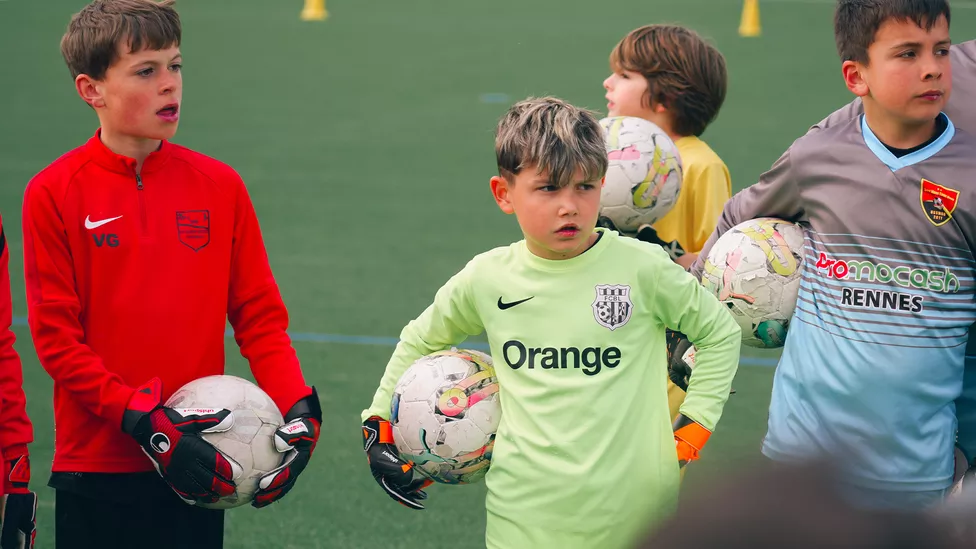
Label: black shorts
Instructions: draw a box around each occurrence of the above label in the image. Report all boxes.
[50,472,224,549]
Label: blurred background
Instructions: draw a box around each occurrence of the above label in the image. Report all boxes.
[2,0,974,546]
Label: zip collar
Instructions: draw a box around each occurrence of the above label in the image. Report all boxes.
[85,128,173,176]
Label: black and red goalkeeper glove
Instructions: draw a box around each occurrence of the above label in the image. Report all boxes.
[363,416,432,510]
[674,414,712,468]
[0,454,35,549]
[252,388,322,508]
[121,377,240,505]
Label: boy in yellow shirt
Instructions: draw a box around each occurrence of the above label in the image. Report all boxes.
[601,24,732,433]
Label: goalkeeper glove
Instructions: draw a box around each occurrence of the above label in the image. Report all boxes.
[0,455,35,549]
[122,377,240,504]
[253,388,322,508]
[363,416,432,510]
[666,329,695,392]
[636,224,686,263]
[674,414,712,468]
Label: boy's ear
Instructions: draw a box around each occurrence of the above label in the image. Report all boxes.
[490,175,515,215]
[842,60,869,98]
[75,74,106,108]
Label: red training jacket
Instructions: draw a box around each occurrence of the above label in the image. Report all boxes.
[0,215,34,478]
[23,130,312,473]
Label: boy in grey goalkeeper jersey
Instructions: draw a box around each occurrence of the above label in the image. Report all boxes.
[691,0,976,510]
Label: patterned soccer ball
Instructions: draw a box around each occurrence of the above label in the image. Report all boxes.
[700,218,805,348]
[165,375,285,509]
[598,116,683,233]
[391,349,500,484]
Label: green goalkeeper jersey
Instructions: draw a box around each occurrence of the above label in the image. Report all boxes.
[363,228,740,546]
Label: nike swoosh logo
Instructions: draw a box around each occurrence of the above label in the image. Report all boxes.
[497,296,534,310]
[85,215,123,230]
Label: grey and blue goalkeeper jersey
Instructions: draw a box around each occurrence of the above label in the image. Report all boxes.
[693,115,976,491]
[799,39,976,479]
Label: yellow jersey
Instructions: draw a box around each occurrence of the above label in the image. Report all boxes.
[653,136,731,254]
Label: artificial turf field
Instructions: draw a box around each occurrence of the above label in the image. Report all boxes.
[2,0,976,546]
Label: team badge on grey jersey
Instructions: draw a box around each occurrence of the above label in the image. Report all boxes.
[593,284,633,330]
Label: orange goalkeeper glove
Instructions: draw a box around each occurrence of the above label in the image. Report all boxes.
[674,414,711,468]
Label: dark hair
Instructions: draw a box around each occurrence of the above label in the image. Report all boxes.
[61,0,181,80]
[834,0,950,63]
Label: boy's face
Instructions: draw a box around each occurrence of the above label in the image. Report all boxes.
[604,71,654,119]
[604,71,671,134]
[845,15,951,125]
[77,43,183,141]
[490,167,602,260]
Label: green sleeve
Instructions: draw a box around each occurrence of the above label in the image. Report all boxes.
[361,262,485,422]
[649,249,741,430]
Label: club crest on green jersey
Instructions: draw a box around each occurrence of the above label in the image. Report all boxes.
[592,284,633,330]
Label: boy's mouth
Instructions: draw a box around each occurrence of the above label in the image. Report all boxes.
[157,104,180,121]
[918,90,944,101]
[555,224,580,237]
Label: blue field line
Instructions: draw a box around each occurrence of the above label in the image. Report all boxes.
[10,315,782,368]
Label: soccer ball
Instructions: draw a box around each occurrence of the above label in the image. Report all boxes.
[391,349,500,484]
[700,218,805,348]
[598,116,682,233]
[165,375,285,509]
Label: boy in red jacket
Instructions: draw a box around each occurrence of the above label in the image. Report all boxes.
[0,215,37,548]
[23,1,320,547]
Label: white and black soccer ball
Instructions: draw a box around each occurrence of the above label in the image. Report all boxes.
[391,349,500,484]
[700,218,804,348]
[598,116,682,233]
[165,375,285,509]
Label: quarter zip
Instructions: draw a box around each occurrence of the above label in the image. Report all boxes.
[136,174,148,236]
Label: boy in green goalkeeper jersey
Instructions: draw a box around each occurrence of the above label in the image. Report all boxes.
[360,96,741,549]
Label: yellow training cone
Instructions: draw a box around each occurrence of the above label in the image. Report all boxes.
[739,0,761,37]
[301,0,328,21]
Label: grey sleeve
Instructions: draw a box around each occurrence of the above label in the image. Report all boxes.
[690,146,805,279]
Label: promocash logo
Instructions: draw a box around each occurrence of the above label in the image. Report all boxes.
[815,253,959,293]
[815,252,960,313]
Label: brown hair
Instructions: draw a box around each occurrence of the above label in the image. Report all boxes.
[494,97,608,188]
[610,24,727,137]
[60,0,182,80]
[834,0,950,64]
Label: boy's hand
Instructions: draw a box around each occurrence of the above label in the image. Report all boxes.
[122,377,240,504]
[253,388,322,508]
[0,455,35,549]
[666,329,695,392]
[637,224,686,262]
[674,414,712,468]
[362,417,432,510]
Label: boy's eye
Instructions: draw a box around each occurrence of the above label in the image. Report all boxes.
[170,63,182,71]
[538,185,558,192]
[136,67,154,77]
[898,50,917,58]
[937,48,950,56]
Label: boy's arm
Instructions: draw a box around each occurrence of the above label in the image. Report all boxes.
[650,250,741,433]
[690,147,804,280]
[226,179,313,415]
[22,182,136,426]
[0,218,32,464]
[361,265,484,422]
